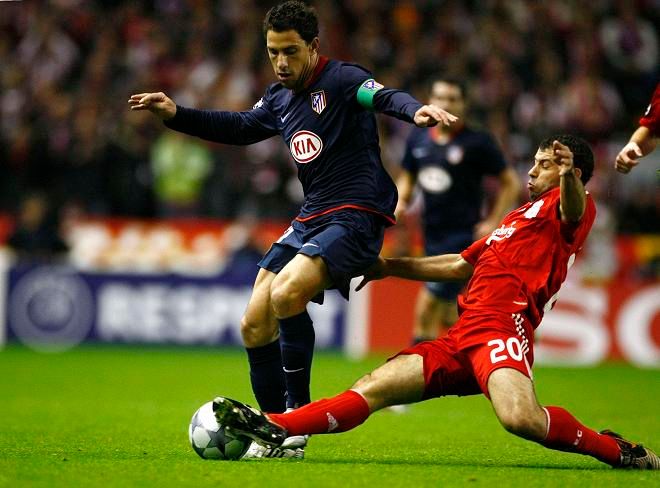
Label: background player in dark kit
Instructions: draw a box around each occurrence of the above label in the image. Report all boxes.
[214,135,659,470]
[129,0,456,454]
[395,78,519,341]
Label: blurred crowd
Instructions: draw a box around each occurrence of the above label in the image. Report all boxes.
[1,0,658,247]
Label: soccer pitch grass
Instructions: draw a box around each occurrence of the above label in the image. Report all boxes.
[1,346,658,487]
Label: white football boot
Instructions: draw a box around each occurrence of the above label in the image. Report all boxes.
[241,424,309,459]
[243,432,309,459]
[242,440,305,459]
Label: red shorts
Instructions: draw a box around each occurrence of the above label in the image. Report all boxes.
[393,311,534,399]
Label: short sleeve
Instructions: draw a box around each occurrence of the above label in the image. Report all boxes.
[461,235,488,265]
[639,83,660,135]
[559,193,597,245]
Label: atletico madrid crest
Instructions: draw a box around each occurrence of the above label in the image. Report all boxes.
[311,90,326,115]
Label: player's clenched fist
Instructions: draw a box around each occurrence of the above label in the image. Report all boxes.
[128,92,177,120]
[614,142,642,174]
[553,140,575,176]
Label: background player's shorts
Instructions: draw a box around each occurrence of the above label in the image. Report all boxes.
[258,210,385,302]
[393,311,534,398]
[423,230,473,300]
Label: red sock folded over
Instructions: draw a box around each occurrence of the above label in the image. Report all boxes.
[542,406,621,466]
[268,390,370,436]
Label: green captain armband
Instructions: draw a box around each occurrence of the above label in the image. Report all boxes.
[356,79,385,110]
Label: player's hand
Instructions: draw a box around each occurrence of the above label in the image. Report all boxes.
[615,141,642,174]
[553,140,575,176]
[355,257,388,292]
[413,105,458,128]
[128,92,177,120]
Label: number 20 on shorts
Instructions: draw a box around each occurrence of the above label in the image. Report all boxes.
[488,337,524,364]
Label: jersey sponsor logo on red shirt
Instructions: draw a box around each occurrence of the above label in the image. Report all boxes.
[290,130,323,164]
[486,221,517,245]
[311,90,327,115]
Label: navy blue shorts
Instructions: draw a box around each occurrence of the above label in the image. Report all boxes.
[259,210,386,302]
[424,230,473,300]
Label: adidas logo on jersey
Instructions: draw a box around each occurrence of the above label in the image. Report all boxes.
[486,222,517,245]
[290,130,323,164]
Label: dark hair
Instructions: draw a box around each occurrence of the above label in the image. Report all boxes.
[263,1,319,44]
[430,77,466,100]
[539,134,594,185]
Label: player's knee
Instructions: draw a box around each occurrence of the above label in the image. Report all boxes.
[496,408,545,441]
[350,373,382,410]
[497,410,532,438]
[351,372,374,391]
[240,315,276,348]
[270,281,305,318]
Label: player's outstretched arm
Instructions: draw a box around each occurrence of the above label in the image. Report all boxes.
[555,140,586,223]
[356,254,472,291]
[615,126,657,174]
[413,104,458,127]
[128,92,177,120]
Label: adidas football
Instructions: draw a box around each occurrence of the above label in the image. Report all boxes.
[189,401,250,460]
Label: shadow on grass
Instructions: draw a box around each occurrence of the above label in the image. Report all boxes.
[303,457,609,471]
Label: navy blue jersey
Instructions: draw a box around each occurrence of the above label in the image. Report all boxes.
[165,57,424,225]
[401,126,507,233]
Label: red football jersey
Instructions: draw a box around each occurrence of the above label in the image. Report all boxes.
[459,187,596,329]
[639,83,660,135]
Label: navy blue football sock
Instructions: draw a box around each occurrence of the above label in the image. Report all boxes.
[279,311,315,409]
[246,339,286,413]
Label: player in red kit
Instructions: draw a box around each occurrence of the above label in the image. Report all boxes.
[214,135,659,469]
[615,82,659,174]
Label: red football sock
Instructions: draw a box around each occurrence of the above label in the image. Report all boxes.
[541,406,621,466]
[267,390,370,436]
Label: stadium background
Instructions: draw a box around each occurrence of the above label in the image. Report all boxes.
[0,0,658,366]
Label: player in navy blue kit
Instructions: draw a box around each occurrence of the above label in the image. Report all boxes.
[129,1,456,457]
[395,78,519,342]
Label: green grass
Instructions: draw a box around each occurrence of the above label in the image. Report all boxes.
[0,345,658,487]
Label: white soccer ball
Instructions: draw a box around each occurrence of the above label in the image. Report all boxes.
[189,401,250,460]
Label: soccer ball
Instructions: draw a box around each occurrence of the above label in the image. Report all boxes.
[189,401,250,460]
